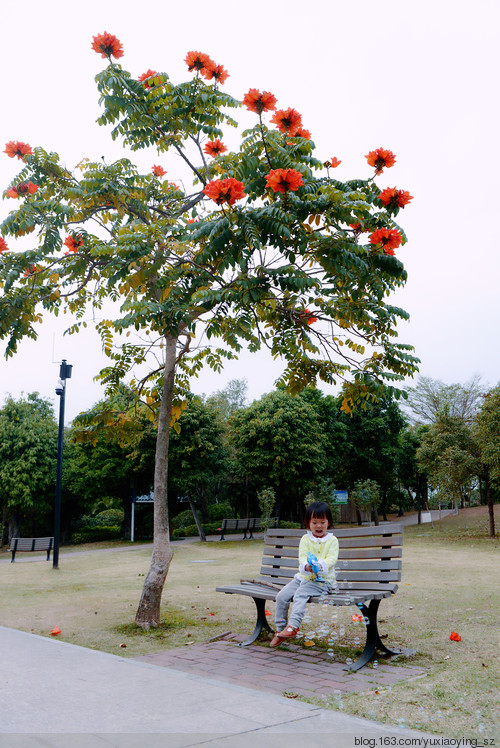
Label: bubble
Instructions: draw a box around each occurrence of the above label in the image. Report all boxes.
[354,637,360,645]
[478,724,486,734]
[343,560,348,567]
[363,616,370,626]
[296,631,303,639]
[339,626,345,636]
[397,718,407,728]
[373,660,378,669]
[357,602,364,609]
[346,657,353,666]
[331,632,338,641]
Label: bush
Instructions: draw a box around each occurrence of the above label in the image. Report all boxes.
[96,509,124,526]
[206,503,233,522]
[279,521,301,529]
[72,526,122,544]
[170,509,194,530]
[172,522,222,539]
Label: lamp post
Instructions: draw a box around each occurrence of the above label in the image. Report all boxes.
[53,360,72,569]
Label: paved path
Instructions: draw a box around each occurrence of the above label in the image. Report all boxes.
[0,626,433,747]
[137,631,425,701]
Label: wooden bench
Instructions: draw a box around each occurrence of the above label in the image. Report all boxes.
[217,524,407,671]
[10,537,54,562]
[219,518,278,541]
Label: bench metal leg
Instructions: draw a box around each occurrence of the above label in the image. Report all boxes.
[347,600,404,672]
[239,597,272,647]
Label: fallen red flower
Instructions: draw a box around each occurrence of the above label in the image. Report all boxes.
[369,227,403,254]
[449,631,462,642]
[204,177,246,206]
[151,165,167,177]
[0,237,9,252]
[4,140,33,160]
[242,88,277,114]
[91,32,124,60]
[204,139,227,157]
[50,627,61,636]
[365,147,396,174]
[330,157,342,168]
[265,168,304,194]
[270,108,303,136]
[379,187,413,208]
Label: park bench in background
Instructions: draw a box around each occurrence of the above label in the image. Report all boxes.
[217,524,407,671]
[10,537,54,562]
[218,518,278,541]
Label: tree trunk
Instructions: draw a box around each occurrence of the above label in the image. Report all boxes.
[135,335,177,628]
[188,494,206,541]
[485,470,495,538]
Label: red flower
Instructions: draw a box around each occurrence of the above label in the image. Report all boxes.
[449,632,462,642]
[63,235,83,253]
[204,139,227,157]
[204,177,246,206]
[91,32,124,60]
[0,237,9,252]
[303,309,318,325]
[6,181,39,198]
[23,264,40,277]
[365,148,396,174]
[369,227,403,255]
[151,165,167,177]
[4,140,33,160]
[139,70,159,89]
[270,108,303,136]
[242,88,277,114]
[202,63,229,84]
[185,51,215,75]
[330,157,342,168]
[379,187,413,208]
[265,168,304,194]
[295,126,311,140]
[350,222,366,235]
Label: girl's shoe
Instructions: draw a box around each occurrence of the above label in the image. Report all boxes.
[277,625,299,639]
[270,632,283,647]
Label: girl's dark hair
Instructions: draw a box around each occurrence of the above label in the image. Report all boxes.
[304,501,333,528]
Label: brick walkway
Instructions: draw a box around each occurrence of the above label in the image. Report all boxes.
[136,633,425,701]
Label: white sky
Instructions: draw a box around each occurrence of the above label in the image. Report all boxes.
[1,0,499,421]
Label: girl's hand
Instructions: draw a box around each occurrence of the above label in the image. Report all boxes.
[305,564,312,572]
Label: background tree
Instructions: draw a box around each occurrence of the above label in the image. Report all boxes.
[404,375,485,425]
[416,412,479,508]
[66,385,156,538]
[167,396,228,539]
[350,478,381,525]
[229,390,327,519]
[338,394,407,518]
[473,386,500,537]
[0,36,417,627]
[396,423,430,522]
[0,393,57,542]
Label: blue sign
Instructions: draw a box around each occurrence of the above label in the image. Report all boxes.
[333,490,348,505]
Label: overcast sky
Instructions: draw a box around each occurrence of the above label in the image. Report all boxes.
[1,0,498,421]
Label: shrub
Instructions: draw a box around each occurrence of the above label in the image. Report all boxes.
[207,503,233,522]
[72,526,122,544]
[96,508,124,526]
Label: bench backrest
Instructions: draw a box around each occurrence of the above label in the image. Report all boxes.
[9,537,54,552]
[261,525,403,593]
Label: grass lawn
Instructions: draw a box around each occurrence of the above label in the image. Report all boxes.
[0,506,498,739]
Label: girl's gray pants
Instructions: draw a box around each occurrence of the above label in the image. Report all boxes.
[274,577,331,630]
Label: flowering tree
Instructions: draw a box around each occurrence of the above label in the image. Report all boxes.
[0,33,418,627]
